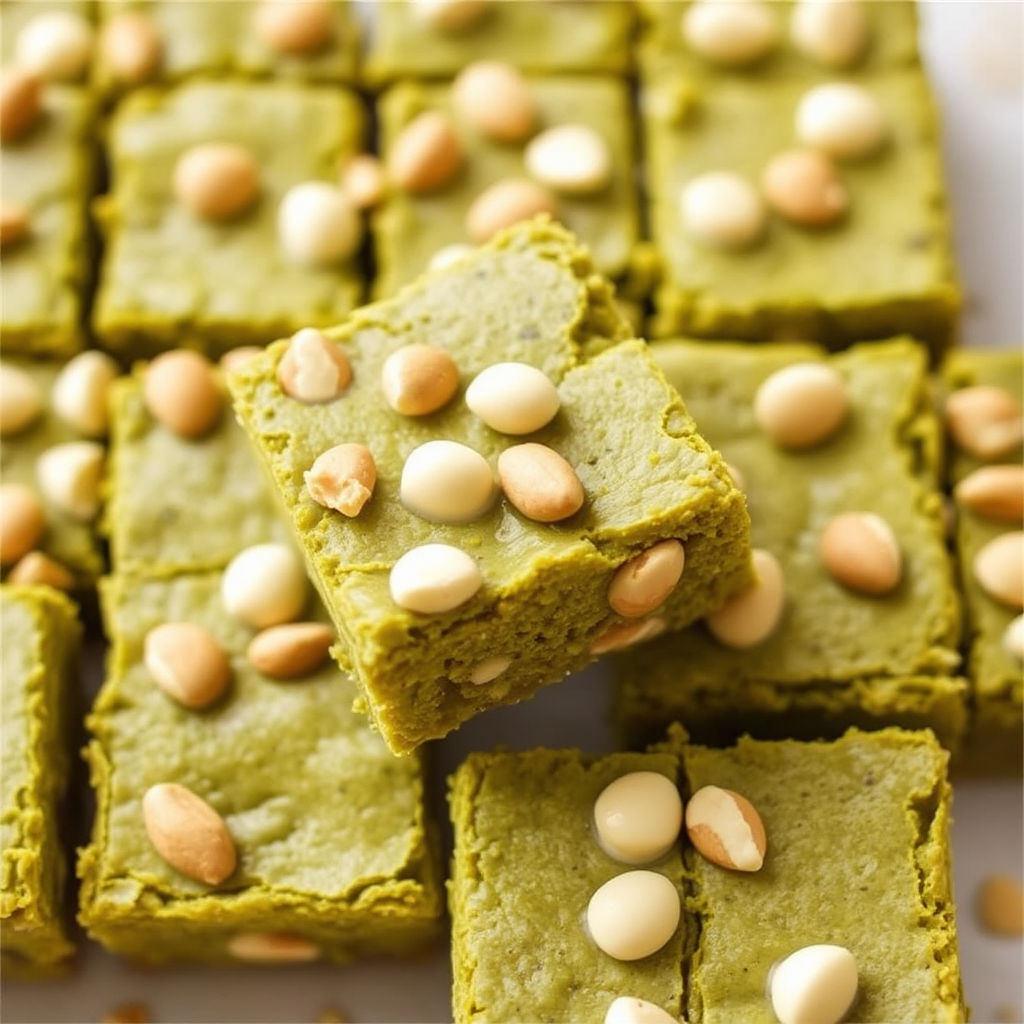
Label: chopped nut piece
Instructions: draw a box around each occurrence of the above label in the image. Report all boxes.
[101,11,163,84]
[7,551,75,591]
[754,362,849,449]
[51,350,120,437]
[0,483,45,567]
[973,531,1024,609]
[222,543,308,628]
[498,443,584,523]
[415,0,490,33]
[278,327,352,403]
[340,153,386,210]
[254,0,335,54]
[762,148,848,227]
[955,464,1024,524]
[680,171,766,250]
[685,784,766,871]
[388,110,464,194]
[102,1003,151,1024]
[0,362,43,436]
[467,655,512,684]
[220,346,264,375]
[978,874,1024,937]
[790,0,870,68]
[143,350,223,438]
[401,440,495,523]
[389,543,482,614]
[525,124,612,196]
[604,997,678,1024]
[466,178,559,244]
[305,442,377,517]
[682,0,779,66]
[945,385,1024,460]
[820,512,902,595]
[278,181,361,266]
[795,83,887,160]
[608,540,686,619]
[227,931,321,962]
[381,344,459,416]
[452,61,537,143]
[769,944,859,1024]
[593,771,683,865]
[0,201,31,249]
[247,622,335,679]
[465,362,560,435]
[144,622,232,709]
[590,618,667,655]
[142,782,237,886]
[174,143,260,221]
[15,10,94,82]
[706,548,785,648]
[427,243,475,272]
[36,441,105,520]
[586,871,680,961]
[1003,615,1024,661]
[0,67,42,142]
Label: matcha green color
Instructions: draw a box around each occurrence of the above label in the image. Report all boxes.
[95,0,360,99]
[374,77,648,302]
[0,86,94,359]
[1,585,81,978]
[643,71,960,353]
[230,220,752,754]
[0,2,95,70]
[448,748,688,1024]
[363,0,634,88]
[92,81,365,361]
[103,369,292,577]
[637,0,919,80]
[0,358,106,585]
[942,349,1023,775]
[78,572,443,965]
[615,340,967,751]
[448,728,965,1024]
[676,728,965,1024]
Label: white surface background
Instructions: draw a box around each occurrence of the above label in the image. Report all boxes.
[5,3,1023,1021]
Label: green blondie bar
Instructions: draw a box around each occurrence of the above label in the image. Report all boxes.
[78,571,443,965]
[229,220,752,754]
[448,728,964,1023]
[615,339,966,751]
[942,349,1023,774]
[92,80,366,361]
[643,70,959,353]
[1,585,82,978]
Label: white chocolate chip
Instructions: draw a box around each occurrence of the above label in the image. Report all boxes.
[143,350,223,439]
[222,543,308,628]
[468,655,512,684]
[680,172,766,250]
[605,997,679,1024]
[754,362,849,449]
[769,944,859,1024]
[144,622,232,709]
[174,143,260,221]
[414,0,490,33]
[142,782,237,886]
[277,327,352,403]
[0,483,46,567]
[525,125,612,196]
[305,443,377,517]
[498,442,585,523]
[388,111,465,195]
[16,10,94,82]
[340,154,385,210]
[685,784,766,871]
[253,1,334,55]
[726,463,746,491]
[0,362,43,436]
[401,440,495,523]
[100,11,163,84]
[795,83,887,160]
[973,532,1024,609]
[594,771,683,865]
[36,441,104,521]
[608,540,686,619]
[955,465,1024,524]
[790,0,869,68]
[465,362,560,435]
[586,870,680,961]
[427,243,475,272]
[977,874,1024,937]
[0,67,42,143]
[819,512,902,595]
[278,181,362,266]
[682,0,778,66]
[761,149,848,227]
[246,622,335,679]
[706,548,785,649]
[389,544,483,614]
[452,61,537,143]
[590,618,667,655]
[945,385,1024,461]
[381,344,459,416]
[51,350,120,437]
[1003,615,1024,662]
[7,551,75,591]
[465,178,559,245]
[227,932,321,963]
[0,201,31,248]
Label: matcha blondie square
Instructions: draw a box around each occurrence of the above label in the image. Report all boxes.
[362,0,634,88]
[0,74,95,358]
[374,74,648,304]
[448,728,964,1024]
[92,79,367,361]
[94,0,360,100]
[941,349,1024,774]
[78,571,443,965]
[615,339,967,752]
[642,68,959,354]
[1,585,82,978]
[229,219,753,754]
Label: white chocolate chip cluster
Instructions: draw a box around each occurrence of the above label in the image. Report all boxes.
[0,354,120,588]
